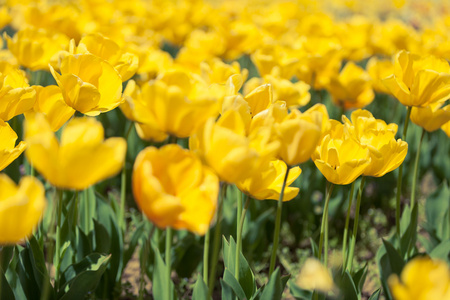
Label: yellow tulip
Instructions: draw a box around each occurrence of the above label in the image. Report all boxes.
[383,50,450,107]
[312,121,371,185]
[5,27,69,71]
[442,121,450,138]
[276,108,323,166]
[132,144,219,235]
[76,33,139,81]
[0,174,46,244]
[190,109,260,184]
[366,57,394,94]
[25,113,126,190]
[296,258,336,293]
[410,102,450,132]
[0,119,26,171]
[0,62,36,121]
[328,61,375,110]
[50,53,123,116]
[121,70,218,139]
[343,109,408,177]
[31,85,75,131]
[237,159,301,201]
[389,256,450,300]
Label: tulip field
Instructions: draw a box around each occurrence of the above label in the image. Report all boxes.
[1,0,450,299]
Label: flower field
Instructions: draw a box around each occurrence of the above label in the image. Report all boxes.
[0,0,450,299]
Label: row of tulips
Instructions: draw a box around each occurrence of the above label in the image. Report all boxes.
[1,0,450,299]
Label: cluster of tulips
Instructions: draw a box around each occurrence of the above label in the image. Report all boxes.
[0,0,450,299]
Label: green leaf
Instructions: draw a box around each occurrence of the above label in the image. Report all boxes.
[425,181,450,241]
[124,221,145,266]
[368,288,381,300]
[152,246,175,300]
[27,236,54,299]
[222,236,256,299]
[336,271,358,300]
[16,247,41,300]
[1,269,15,300]
[400,204,418,258]
[382,239,404,276]
[260,268,289,300]
[1,246,14,271]
[430,239,450,263]
[223,269,247,299]
[310,238,319,259]
[93,220,111,254]
[288,281,313,300]
[58,254,111,300]
[192,275,210,300]
[221,278,235,300]
[376,240,405,300]
[352,264,368,294]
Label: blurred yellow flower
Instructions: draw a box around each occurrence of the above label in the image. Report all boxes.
[410,102,450,132]
[328,61,374,110]
[383,50,450,107]
[312,121,371,185]
[25,113,126,190]
[50,53,123,116]
[0,62,36,121]
[76,33,139,81]
[389,256,450,300]
[343,109,408,177]
[0,119,26,171]
[133,144,219,235]
[0,174,46,244]
[296,258,335,293]
[366,57,394,94]
[237,159,301,201]
[31,85,75,131]
[442,121,450,138]
[5,27,69,71]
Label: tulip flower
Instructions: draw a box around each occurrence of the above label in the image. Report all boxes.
[5,27,69,71]
[383,50,450,107]
[76,33,139,81]
[0,119,27,171]
[132,144,219,235]
[410,102,450,132]
[328,61,375,110]
[237,159,301,201]
[343,109,408,177]
[50,53,123,116]
[442,121,450,137]
[0,174,47,244]
[25,113,126,190]
[0,62,36,121]
[31,85,76,131]
[296,258,335,293]
[389,256,450,300]
[366,57,394,94]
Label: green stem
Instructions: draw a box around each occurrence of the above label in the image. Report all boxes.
[165,227,173,300]
[318,183,334,265]
[119,123,133,232]
[203,226,210,285]
[237,190,243,241]
[84,189,90,233]
[347,177,365,273]
[342,182,355,271]
[411,129,425,208]
[269,165,290,276]
[208,183,227,297]
[139,227,155,300]
[235,195,250,280]
[55,189,63,290]
[396,106,412,238]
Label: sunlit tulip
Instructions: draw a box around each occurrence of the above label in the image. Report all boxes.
[25,113,126,190]
[0,62,36,121]
[442,121,450,138]
[5,27,69,71]
[237,159,301,201]
[0,174,46,244]
[133,144,219,235]
[366,57,394,94]
[200,58,248,85]
[328,61,374,110]
[389,256,450,300]
[0,119,26,171]
[296,258,335,293]
[410,102,450,132]
[383,50,450,107]
[31,85,75,131]
[343,110,408,177]
[76,33,139,81]
[312,121,371,185]
[50,53,123,116]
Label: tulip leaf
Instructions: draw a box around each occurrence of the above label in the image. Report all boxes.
[376,240,405,300]
[352,263,368,294]
[335,271,358,300]
[310,238,319,259]
[58,253,111,300]
[223,269,247,299]
[288,281,313,300]
[152,245,176,300]
[1,245,14,271]
[1,269,15,300]
[425,181,450,241]
[400,204,418,258]
[192,275,210,300]
[222,236,256,299]
[124,221,145,267]
[27,236,54,299]
[173,233,203,278]
[93,220,111,254]
[259,268,289,300]
[221,278,235,300]
[429,239,450,263]
[368,288,381,300]
[15,247,41,300]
